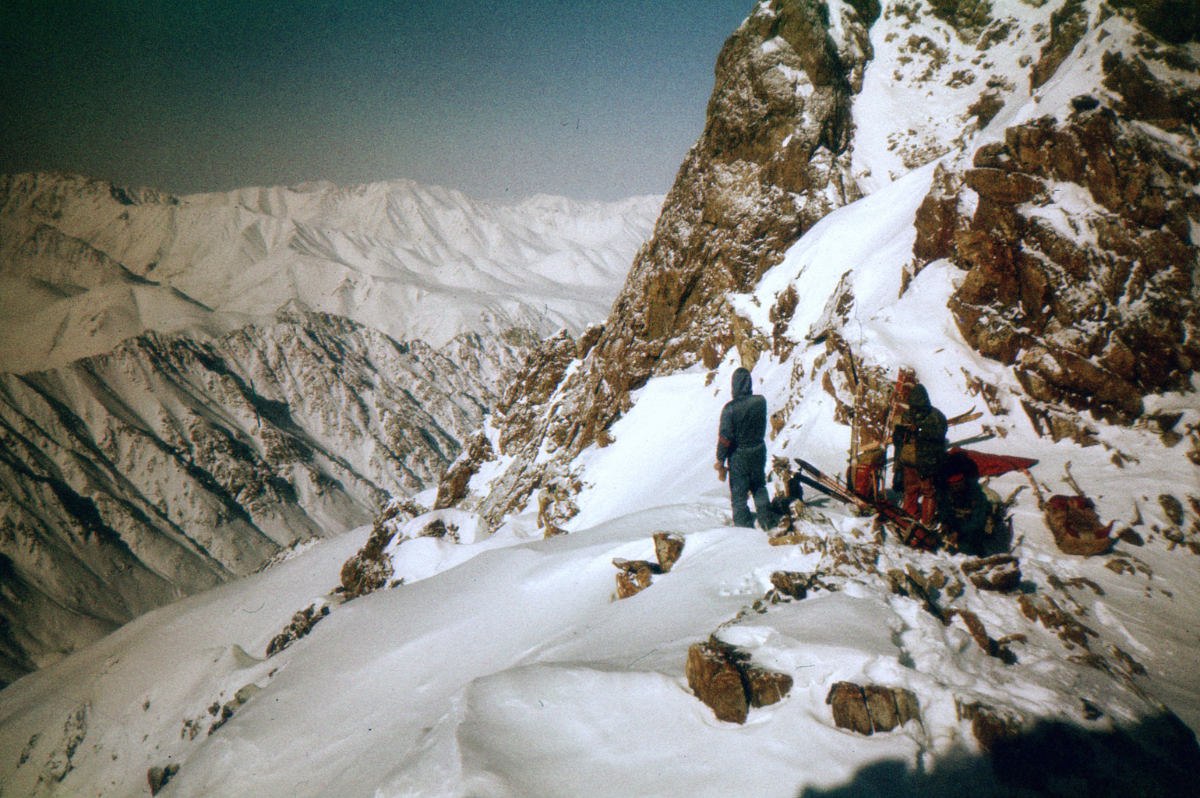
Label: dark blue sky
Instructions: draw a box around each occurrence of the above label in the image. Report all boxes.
[1,1,751,202]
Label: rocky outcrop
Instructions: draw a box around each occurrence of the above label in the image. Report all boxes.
[826,681,922,735]
[612,533,685,599]
[147,763,180,796]
[685,637,793,724]
[591,0,872,381]
[961,554,1022,591]
[914,23,1200,427]
[433,430,495,510]
[1030,0,1090,90]
[613,559,657,600]
[265,603,330,657]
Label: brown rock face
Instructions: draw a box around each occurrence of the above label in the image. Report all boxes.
[770,570,813,600]
[339,499,423,598]
[1029,0,1089,89]
[339,525,396,599]
[612,534,685,599]
[922,33,1200,426]
[686,641,749,724]
[745,666,794,709]
[434,430,495,510]
[652,532,685,572]
[827,681,874,734]
[609,0,870,381]
[613,559,657,600]
[962,703,1023,753]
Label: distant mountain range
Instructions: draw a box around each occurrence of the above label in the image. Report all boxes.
[0,173,660,681]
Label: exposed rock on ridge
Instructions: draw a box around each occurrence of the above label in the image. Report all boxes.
[913,9,1200,429]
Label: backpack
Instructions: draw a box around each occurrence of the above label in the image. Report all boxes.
[1044,495,1114,556]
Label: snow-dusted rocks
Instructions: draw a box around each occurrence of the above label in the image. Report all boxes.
[906,3,1200,438]
[685,637,794,725]
[612,532,685,599]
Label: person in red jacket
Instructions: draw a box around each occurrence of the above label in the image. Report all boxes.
[716,367,777,530]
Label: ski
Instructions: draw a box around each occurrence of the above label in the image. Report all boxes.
[794,456,943,551]
[947,408,982,427]
[794,457,869,509]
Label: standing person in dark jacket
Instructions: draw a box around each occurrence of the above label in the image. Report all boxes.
[893,383,947,525]
[716,367,777,530]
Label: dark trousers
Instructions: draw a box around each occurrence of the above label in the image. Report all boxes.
[729,447,774,529]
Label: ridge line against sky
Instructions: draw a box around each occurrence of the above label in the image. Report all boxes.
[1,1,753,203]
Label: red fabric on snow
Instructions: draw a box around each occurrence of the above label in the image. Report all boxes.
[952,448,1038,477]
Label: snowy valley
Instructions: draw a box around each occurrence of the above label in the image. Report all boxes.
[2,1,1200,797]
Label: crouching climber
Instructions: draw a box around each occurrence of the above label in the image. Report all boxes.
[716,367,778,530]
[940,449,1009,555]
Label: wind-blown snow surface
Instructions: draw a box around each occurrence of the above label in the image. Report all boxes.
[2,159,1197,798]
[0,175,662,373]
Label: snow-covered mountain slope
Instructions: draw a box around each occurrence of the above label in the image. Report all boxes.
[1,0,1199,795]
[0,176,659,683]
[440,0,1200,551]
[1,230,1197,795]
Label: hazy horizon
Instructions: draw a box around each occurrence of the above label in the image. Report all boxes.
[0,0,751,203]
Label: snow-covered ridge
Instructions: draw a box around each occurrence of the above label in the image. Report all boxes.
[0,172,662,372]
[2,1,1199,796]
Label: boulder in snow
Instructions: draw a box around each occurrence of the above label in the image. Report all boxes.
[826,682,922,735]
[686,637,793,724]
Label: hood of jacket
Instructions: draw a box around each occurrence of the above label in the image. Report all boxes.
[732,367,753,399]
[909,383,930,409]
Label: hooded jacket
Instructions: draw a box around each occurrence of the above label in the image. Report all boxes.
[717,368,768,464]
[896,384,947,473]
